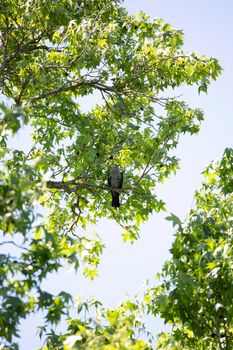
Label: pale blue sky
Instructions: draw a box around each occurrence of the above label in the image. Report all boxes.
[17,1,233,348]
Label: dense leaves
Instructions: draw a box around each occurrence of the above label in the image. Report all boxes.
[147,148,233,349]
[0,0,223,348]
[0,0,221,238]
[38,296,153,350]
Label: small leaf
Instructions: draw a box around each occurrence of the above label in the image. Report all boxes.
[165,213,182,228]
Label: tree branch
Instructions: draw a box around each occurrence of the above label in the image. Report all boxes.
[25,79,114,104]
[46,180,123,193]
[0,240,29,251]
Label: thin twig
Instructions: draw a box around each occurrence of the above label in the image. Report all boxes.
[0,240,29,251]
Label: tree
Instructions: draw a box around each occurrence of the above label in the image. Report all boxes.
[0,0,221,348]
[147,148,233,350]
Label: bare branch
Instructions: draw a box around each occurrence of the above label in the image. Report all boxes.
[0,240,29,251]
[46,180,123,194]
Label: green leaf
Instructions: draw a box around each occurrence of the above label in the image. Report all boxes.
[165,213,182,228]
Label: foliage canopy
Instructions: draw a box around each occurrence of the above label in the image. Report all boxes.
[0,0,225,349]
[147,148,233,350]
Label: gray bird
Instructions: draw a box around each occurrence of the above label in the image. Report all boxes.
[108,165,123,208]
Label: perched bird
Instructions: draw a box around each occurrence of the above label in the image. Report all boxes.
[108,165,123,208]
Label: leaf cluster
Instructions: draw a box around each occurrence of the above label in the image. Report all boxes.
[146,148,233,349]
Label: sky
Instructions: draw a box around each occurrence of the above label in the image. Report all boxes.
[16,1,233,348]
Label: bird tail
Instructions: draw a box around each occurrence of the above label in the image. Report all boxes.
[111,191,120,208]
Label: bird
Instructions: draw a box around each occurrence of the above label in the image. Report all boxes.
[108,165,123,208]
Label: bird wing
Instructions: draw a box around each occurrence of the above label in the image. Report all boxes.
[119,172,123,189]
